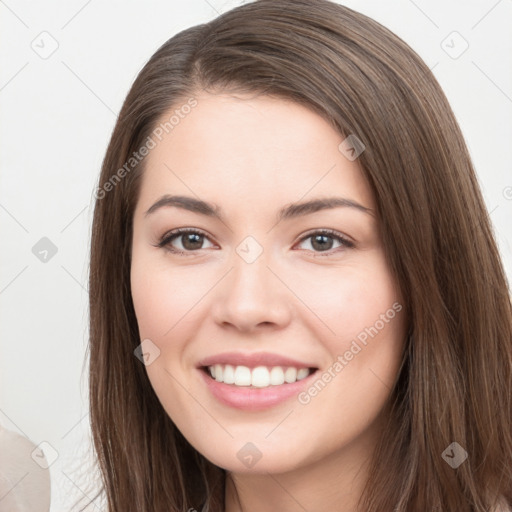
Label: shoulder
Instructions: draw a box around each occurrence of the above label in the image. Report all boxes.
[0,423,51,512]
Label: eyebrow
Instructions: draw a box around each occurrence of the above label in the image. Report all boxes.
[144,194,374,221]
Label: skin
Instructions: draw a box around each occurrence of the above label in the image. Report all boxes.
[130,92,406,511]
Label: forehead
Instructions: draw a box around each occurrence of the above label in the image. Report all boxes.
[136,92,375,214]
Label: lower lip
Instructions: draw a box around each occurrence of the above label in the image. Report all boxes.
[198,368,317,411]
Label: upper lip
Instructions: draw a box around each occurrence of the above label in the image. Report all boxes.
[197,351,318,370]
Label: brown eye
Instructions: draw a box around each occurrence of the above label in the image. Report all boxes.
[157,228,215,255]
[296,230,354,255]
[180,232,204,250]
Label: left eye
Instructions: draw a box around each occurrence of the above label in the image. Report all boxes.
[295,230,354,254]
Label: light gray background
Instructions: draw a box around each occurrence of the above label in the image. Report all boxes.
[1,0,511,510]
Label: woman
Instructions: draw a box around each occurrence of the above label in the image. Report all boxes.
[86,0,512,510]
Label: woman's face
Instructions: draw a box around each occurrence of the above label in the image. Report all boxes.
[130,92,406,474]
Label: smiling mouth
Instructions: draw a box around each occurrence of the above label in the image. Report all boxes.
[201,364,318,388]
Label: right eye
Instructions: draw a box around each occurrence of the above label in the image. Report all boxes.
[156,228,216,255]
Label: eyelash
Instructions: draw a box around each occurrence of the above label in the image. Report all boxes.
[155,227,355,257]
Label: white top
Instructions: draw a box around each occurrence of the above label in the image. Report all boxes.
[0,423,51,512]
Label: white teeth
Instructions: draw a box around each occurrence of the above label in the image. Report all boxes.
[214,364,223,382]
[284,367,297,383]
[234,366,252,386]
[251,366,270,388]
[296,368,309,380]
[269,366,285,385]
[206,364,313,387]
[223,364,235,384]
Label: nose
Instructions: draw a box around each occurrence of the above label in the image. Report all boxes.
[210,249,293,333]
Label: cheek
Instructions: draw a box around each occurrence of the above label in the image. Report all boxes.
[130,259,206,416]
[291,256,402,347]
[290,255,406,415]
[292,264,405,452]
[130,256,207,343]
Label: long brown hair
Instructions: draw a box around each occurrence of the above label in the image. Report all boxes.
[85,1,512,510]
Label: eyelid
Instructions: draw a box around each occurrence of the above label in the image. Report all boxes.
[295,227,354,246]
